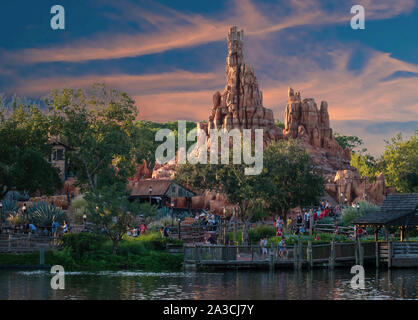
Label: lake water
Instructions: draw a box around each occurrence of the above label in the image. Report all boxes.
[0,268,416,300]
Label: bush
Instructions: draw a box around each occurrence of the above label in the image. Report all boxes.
[61,233,107,260]
[26,202,67,226]
[341,200,379,225]
[249,225,276,243]
[69,195,88,224]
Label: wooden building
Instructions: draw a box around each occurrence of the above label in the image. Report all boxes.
[353,193,418,241]
[128,179,196,209]
[48,137,72,181]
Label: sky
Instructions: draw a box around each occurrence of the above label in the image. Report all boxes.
[0,0,417,156]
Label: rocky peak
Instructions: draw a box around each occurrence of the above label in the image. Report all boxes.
[202,26,282,142]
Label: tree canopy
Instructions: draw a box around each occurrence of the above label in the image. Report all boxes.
[0,101,61,199]
[175,139,324,243]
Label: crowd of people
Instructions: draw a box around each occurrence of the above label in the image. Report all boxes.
[126,223,148,237]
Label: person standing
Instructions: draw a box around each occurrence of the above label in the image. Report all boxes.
[260,237,268,258]
[83,213,87,228]
[52,220,60,245]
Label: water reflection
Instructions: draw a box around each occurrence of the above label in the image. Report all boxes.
[0,268,416,300]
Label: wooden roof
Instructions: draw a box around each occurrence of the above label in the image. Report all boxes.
[129,179,196,198]
[353,193,418,226]
[129,180,172,197]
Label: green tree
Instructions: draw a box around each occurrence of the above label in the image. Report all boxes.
[0,102,61,199]
[85,183,140,254]
[350,152,383,182]
[334,133,365,152]
[259,140,325,221]
[46,83,138,192]
[175,139,324,244]
[46,83,141,252]
[175,159,261,244]
[382,130,418,193]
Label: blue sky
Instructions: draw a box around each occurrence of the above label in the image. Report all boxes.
[0,0,417,156]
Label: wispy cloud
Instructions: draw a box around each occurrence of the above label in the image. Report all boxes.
[1,0,414,65]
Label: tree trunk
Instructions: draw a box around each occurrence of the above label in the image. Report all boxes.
[112,238,119,255]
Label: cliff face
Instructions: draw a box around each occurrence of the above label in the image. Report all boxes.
[199,26,283,143]
[283,87,352,174]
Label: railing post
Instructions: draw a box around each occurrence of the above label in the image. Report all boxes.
[329,240,335,270]
[40,248,45,265]
[355,240,359,265]
[297,237,302,270]
[307,241,313,269]
[251,245,254,262]
[358,238,364,266]
[388,241,392,268]
[8,234,11,251]
[375,241,379,268]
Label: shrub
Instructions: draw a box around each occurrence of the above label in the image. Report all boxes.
[61,233,107,260]
[341,200,379,225]
[26,202,67,226]
[1,199,18,222]
[249,225,276,243]
[69,195,88,224]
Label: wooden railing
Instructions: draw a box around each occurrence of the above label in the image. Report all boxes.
[0,233,58,253]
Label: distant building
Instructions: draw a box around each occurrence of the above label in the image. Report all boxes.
[48,136,72,181]
[128,179,196,209]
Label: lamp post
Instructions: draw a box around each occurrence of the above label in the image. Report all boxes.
[148,186,152,204]
[170,200,175,227]
[22,203,27,221]
[223,207,227,245]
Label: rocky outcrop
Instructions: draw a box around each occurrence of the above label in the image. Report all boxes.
[284,87,352,173]
[201,26,282,143]
[149,26,390,206]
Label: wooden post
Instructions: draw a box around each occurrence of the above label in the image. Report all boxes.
[358,238,364,266]
[388,241,392,268]
[251,245,254,262]
[8,234,11,251]
[374,226,379,242]
[298,238,303,270]
[384,226,389,242]
[355,239,359,265]
[329,240,336,270]
[375,241,379,268]
[40,248,45,265]
[307,241,313,269]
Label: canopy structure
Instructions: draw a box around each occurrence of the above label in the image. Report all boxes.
[353,193,418,241]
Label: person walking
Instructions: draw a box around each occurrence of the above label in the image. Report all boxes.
[260,237,268,258]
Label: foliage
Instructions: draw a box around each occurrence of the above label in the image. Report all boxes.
[6,213,24,226]
[1,199,18,222]
[382,130,418,193]
[69,195,88,224]
[133,120,196,168]
[84,183,140,254]
[350,152,383,182]
[46,83,138,192]
[334,133,364,152]
[248,225,276,243]
[274,119,285,129]
[341,200,379,225]
[60,233,107,260]
[138,202,159,224]
[26,202,66,226]
[260,140,325,218]
[175,139,324,244]
[0,102,61,199]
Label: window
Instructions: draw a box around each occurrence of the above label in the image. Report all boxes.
[52,148,64,161]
